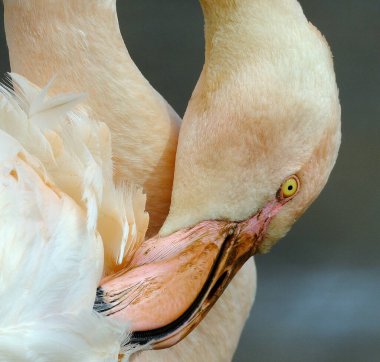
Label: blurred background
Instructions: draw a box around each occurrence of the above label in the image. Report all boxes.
[1,1,379,361]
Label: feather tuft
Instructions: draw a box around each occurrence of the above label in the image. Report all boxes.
[0,74,151,359]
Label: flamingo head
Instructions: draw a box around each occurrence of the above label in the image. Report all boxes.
[96,0,341,351]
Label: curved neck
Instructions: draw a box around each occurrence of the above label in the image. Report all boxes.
[4,0,180,236]
[4,1,126,91]
[198,0,306,87]
[200,0,245,62]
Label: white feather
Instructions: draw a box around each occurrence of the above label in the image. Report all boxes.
[0,74,148,360]
[0,74,149,271]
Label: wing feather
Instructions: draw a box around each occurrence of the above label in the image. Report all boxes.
[0,74,148,273]
[0,74,148,359]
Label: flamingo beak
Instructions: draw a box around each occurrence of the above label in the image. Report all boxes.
[95,197,287,350]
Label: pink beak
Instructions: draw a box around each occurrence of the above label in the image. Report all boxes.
[95,195,288,349]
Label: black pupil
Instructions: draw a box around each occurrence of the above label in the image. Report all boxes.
[288,185,293,191]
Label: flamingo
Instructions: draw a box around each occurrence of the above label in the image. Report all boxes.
[3,0,180,241]
[3,0,180,278]
[0,0,341,361]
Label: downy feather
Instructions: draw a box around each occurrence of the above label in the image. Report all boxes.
[0,74,149,273]
[0,74,148,359]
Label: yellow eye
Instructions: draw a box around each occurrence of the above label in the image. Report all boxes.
[280,176,299,198]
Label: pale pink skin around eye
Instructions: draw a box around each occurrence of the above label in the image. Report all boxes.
[99,197,285,332]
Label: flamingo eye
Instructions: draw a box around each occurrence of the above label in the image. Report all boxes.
[280,176,300,199]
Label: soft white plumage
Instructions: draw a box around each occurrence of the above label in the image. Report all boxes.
[0,74,150,361]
